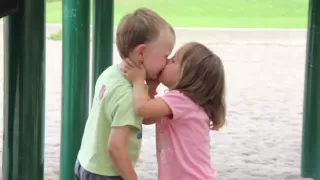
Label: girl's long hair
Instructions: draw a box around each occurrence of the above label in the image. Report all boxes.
[172,42,226,130]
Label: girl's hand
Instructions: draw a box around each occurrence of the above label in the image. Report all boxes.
[122,60,146,83]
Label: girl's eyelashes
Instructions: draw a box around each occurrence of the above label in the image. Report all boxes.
[169,55,176,62]
[171,58,176,63]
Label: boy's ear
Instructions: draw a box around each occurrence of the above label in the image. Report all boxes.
[136,44,146,63]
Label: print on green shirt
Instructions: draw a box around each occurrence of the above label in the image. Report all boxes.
[77,65,143,176]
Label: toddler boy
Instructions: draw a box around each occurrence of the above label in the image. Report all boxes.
[75,8,175,180]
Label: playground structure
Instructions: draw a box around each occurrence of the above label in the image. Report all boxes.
[301,0,320,179]
[1,0,319,180]
[3,0,113,179]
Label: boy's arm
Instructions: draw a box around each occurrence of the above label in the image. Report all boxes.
[106,91,141,180]
[108,126,137,180]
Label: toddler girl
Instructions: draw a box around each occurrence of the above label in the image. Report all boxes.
[122,42,226,180]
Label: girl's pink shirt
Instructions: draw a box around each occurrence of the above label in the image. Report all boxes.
[156,90,216,180]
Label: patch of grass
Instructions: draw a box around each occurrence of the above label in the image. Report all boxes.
[49,30,61,40]
[47,0,308,28]
[46,1,62,23]
[48,0,308,40]
[46,0,61,3]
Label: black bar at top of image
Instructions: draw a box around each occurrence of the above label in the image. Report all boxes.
[0,0,18,18]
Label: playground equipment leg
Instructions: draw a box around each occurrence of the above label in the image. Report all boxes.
[2,0,46,178]
[301,0,320,179]
[60,0,90,179]
[92,0,114,99]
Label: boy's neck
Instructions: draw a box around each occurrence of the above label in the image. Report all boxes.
[119,58,138,67]
[119,60,126,70]
[118,61,128,77]
[118,59,138,76]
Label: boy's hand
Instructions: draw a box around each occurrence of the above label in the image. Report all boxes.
[122,60,146,83]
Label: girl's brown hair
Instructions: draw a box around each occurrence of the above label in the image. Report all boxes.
[172,42,226,130]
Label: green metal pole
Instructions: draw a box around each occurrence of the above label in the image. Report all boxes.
[301,0,320,179]
[2,0,45,178]
[92,0,114,99]
[60,0,90,178]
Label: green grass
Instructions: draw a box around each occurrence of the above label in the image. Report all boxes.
[49,29,62,40]
[47,0,308,28]
[47,0,308,40]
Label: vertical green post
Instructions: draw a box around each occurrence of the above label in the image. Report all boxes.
[60,0,90,178]
[2,0,45,178]
[92,0,114,99]
[301,0,320,179]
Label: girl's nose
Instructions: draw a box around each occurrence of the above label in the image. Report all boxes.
[166,58,174,64]
[166,59,170,64]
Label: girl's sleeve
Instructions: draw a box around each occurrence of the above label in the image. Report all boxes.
[159,90,190,120]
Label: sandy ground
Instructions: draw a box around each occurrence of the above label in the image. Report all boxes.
[0,31,312,180]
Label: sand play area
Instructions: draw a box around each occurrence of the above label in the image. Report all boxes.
[0,29,312,179]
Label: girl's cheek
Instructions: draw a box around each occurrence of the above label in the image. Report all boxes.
[171,67,180,83]
[159,67,171,85]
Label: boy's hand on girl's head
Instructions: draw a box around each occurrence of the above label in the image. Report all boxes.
[122,59,146,83]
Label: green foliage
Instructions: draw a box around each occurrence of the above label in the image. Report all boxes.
[49,30,62,41]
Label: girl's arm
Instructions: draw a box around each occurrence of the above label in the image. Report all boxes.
[142,85,161,125]
[133,81,172,118]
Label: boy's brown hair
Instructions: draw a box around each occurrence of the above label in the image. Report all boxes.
[116,8,174,59]
[172,42,226,130]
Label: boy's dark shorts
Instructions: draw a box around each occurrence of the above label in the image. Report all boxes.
[74,159,124,180]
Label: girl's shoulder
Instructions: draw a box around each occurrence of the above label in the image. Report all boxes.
[160,90,207,119]
[161,90,197,106]
[160,90,191,106]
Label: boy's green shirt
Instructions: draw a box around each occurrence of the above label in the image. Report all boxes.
[77,65,143,176]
